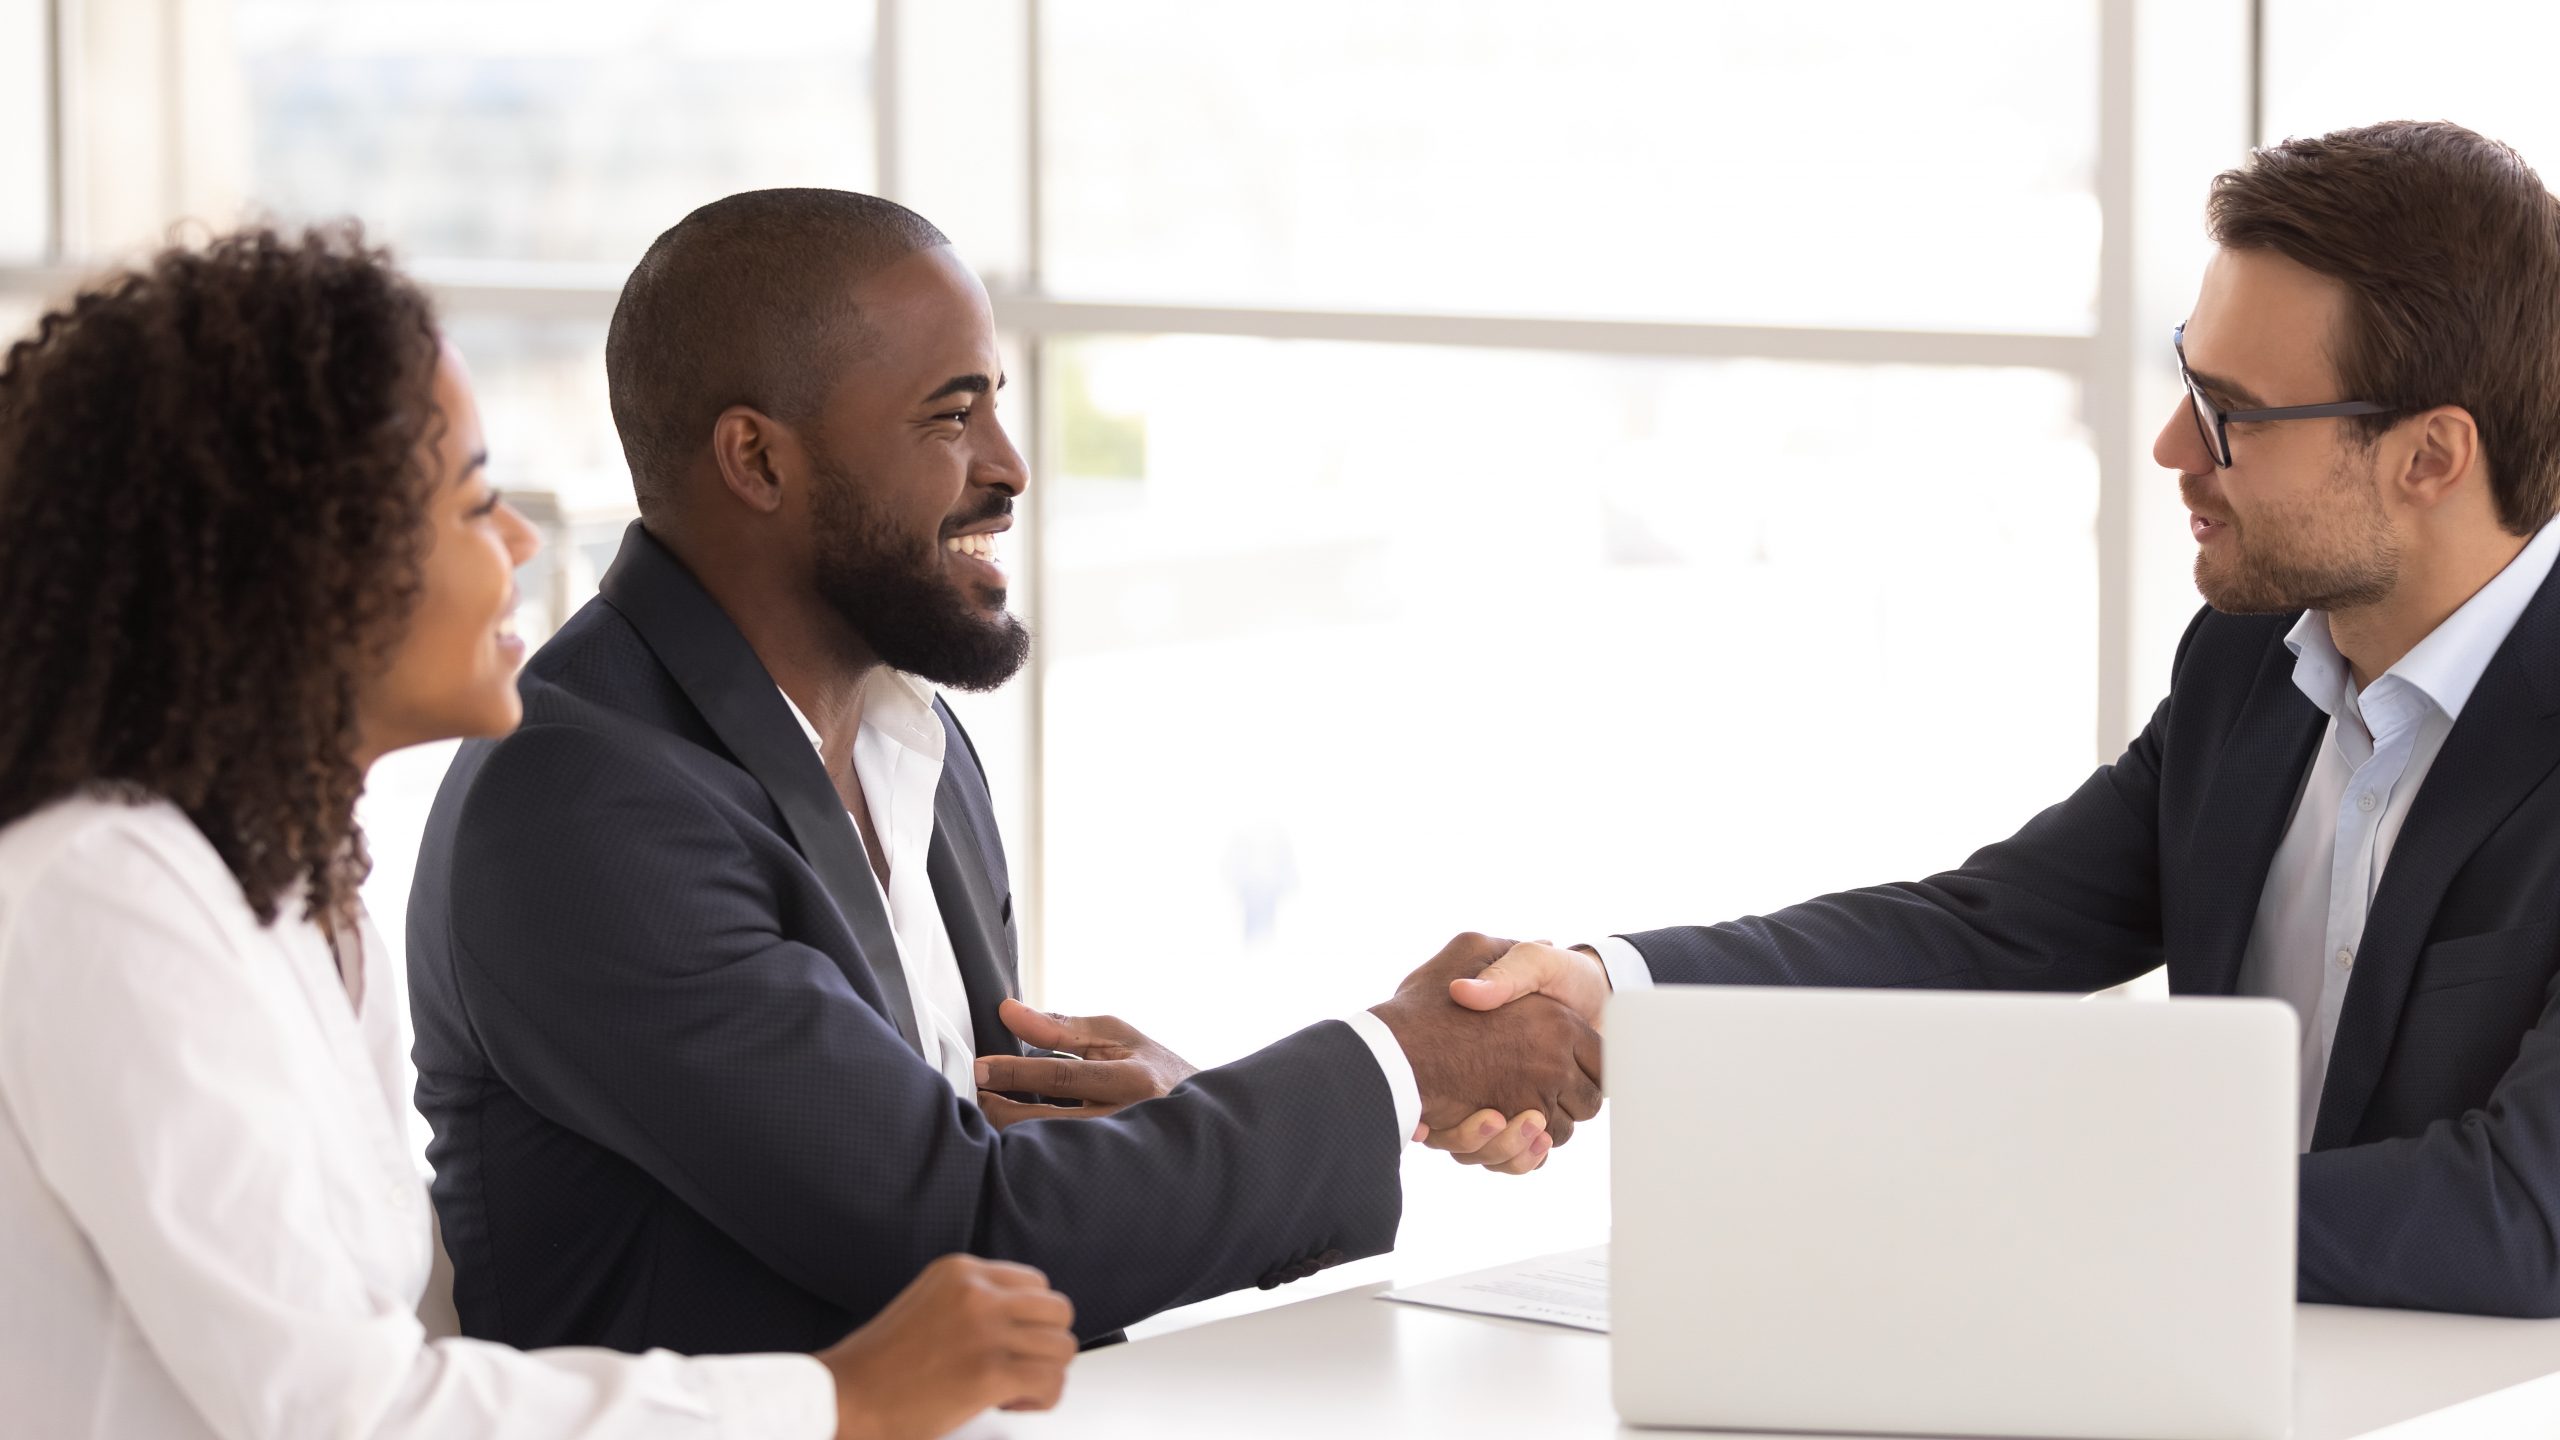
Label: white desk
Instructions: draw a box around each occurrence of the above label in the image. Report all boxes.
[963,1249,2560,1439]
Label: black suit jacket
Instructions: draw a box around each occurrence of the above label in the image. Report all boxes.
[1620,570,2560,1316]
[407,523,1401,1353]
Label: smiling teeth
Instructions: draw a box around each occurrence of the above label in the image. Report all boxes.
[944,533,999,563]
[496,615,519,640]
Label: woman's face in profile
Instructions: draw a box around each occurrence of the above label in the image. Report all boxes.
[356,340,542,762]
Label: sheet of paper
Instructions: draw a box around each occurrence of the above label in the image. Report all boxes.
[1377,1245,1610,1333]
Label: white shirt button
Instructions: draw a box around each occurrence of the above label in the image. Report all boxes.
[2357,791,2378,814]
[2336,948,2355,970]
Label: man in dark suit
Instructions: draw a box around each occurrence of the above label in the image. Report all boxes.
[405,189,1603,1356]
[1445,121,2560,1317]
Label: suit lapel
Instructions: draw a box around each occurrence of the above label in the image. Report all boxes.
[927,783,1023,1059]
[2313,572,2560,1149]
[2182,631,2326,997]
[595,522,925,1053]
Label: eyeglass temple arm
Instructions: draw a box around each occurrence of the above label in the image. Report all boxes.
[2218,399,2398,422]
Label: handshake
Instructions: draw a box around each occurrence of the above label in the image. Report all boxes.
[975,934,1616,1176]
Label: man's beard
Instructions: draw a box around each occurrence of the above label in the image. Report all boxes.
[807,458,1030,692]
[2192,450,2400,615]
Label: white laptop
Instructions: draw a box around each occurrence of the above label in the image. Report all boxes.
[1610,985,2298,1440]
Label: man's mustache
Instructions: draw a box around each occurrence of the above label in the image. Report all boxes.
[942,495,1014,536]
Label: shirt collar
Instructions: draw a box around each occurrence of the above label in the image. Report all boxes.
[2285,519,2560,724]
[776,669,946,761]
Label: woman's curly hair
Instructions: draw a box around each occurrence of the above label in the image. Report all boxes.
[0,225,442,927]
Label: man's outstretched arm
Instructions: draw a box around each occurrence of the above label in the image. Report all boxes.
[438,724,1599,1339]
[1425,693,2189,1170]
[1453,692,2185,1027]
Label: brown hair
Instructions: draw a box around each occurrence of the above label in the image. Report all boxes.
[0,226,441,926]
[2208,121,2560,534]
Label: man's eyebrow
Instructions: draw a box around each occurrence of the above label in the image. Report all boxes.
[923,373,1005,404]
[2185,365,2268,410]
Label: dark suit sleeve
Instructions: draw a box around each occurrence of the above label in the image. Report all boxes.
[439,723,1401,1338]
[2299,984,2560,1317]
[1616,695,2171,994]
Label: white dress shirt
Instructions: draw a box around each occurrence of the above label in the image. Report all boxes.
[0,795,834,1440]
[1594,522,2560,1155]
[781,672,984,1096]
[780,674,1420,1140]
[2242,519,2560,1148]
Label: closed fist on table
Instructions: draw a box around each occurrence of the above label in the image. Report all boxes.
[816,1254,1077,1440]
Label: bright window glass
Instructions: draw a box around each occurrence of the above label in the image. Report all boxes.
[1037,336,2100,1067]
[228,0,875,267]
[0,299,38,350]
[2262,1,2560,166]
[0,0,44,262]
[1041,1,2099,330]
[440,314,624,517]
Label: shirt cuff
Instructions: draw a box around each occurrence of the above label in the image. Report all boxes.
[1340,1009,1424,1147]
[685,1352,837,1440]
[1588,935,1656,995]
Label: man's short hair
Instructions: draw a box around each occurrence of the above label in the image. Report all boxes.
[2208,121,2560,534]
[605,189,949,511]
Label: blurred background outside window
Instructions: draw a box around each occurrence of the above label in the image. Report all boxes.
[4,0,2498,1330]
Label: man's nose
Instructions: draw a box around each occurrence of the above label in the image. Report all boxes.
[2155,396,2209,476]
[978,418,1030,495]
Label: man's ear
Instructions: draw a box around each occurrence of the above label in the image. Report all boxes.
[2393,404,2485,513]
[709,405,796,516]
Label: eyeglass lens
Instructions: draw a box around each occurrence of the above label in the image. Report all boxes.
[2185,380,2227,467]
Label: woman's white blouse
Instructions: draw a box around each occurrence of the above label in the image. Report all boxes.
[0,796,835,1439]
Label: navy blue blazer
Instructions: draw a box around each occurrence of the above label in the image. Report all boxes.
[407,523,1401,1354]
[1620,568,2560,1316]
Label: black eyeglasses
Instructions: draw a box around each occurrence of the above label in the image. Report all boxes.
[2173,323,2397,468]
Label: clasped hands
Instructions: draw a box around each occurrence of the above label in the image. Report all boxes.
[975,935,1615,1176]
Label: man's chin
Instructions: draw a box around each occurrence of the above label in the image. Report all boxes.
[815,559,1031,690]
[2195,553,2283,616]
[2195,554,2392,617]
[897,612,1032,693]
[2196,579,2294,617]
[2195,560,2259,615]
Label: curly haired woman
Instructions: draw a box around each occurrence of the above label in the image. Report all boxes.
[0,226,1075,1440]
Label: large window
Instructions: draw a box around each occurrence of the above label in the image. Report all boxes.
[230,0,877,266]
[1039,1,2098,330]
[1020,1,2125,1068]
[1038,336,2098,1059]
[2261,0,2560,158]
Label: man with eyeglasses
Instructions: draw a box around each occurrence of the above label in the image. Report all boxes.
[1437,120,2560,1317]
